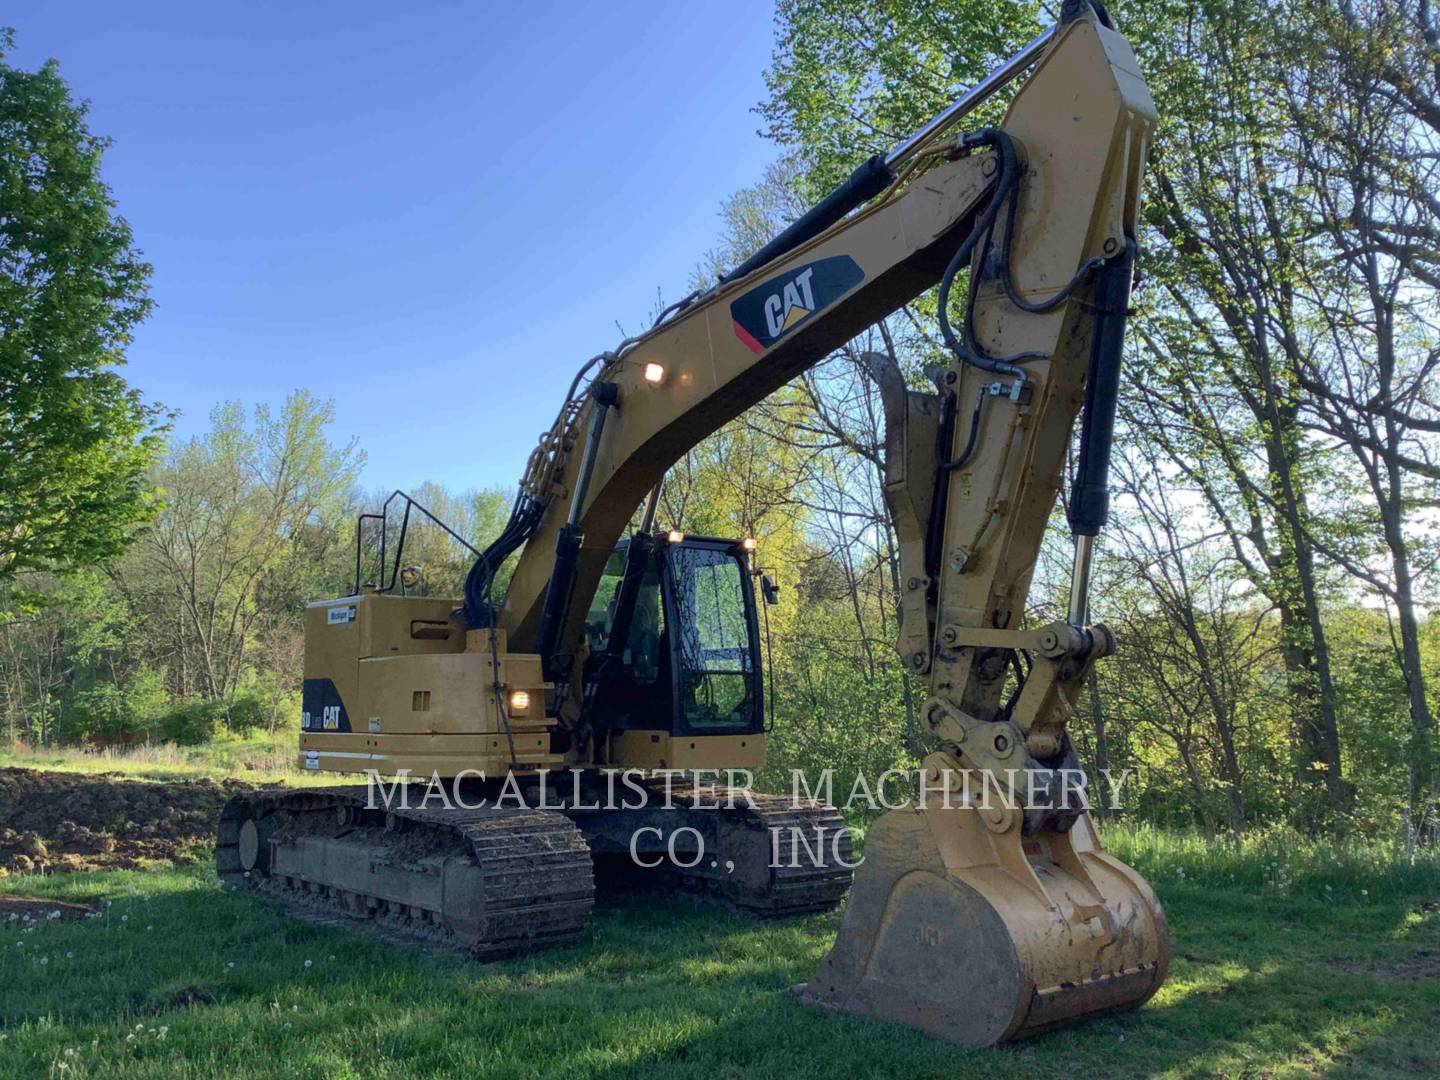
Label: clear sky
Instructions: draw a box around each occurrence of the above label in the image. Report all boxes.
[6,0,781,494]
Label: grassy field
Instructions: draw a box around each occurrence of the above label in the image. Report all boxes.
[0,736,324,786]
[3,823,1439,1078]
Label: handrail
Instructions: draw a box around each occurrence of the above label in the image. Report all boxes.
[352,490,481,595]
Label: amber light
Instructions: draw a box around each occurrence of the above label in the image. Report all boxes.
[508,690,530,713]
[741,537,757,552]
[667,529,685,544]
[643,362,667,386]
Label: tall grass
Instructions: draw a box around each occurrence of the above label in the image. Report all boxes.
[1103,819,1440,902]
[0,733,305,784]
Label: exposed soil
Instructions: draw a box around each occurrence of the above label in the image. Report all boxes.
[1330,948,1440,982]
[145,986,217,1013]
[0,768,256,875]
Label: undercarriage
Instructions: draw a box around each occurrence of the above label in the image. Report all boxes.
[216,778,853,958]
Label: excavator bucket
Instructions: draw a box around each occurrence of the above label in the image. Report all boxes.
[796,781,1169,1045]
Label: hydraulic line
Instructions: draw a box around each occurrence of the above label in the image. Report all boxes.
[941,389,988,473]
[535,381,620,668]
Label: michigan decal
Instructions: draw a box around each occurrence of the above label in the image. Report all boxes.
[730,255,865,354]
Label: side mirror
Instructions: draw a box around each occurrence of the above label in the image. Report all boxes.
[761,574,780,606]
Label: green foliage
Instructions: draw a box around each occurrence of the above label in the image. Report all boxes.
[760,0,1041,194]
[126,390,362,701]
[223,692,267,736]
[155,699,227,746]
[0,29,166,598]
[62,666,167,745]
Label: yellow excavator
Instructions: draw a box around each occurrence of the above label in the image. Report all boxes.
[218,2,1168,1047]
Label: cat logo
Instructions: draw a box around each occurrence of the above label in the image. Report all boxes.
[730,255,865,354]
[764,266,817,338]
[301,677,350,733]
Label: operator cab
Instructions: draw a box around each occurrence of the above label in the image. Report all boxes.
[581,533,764,738]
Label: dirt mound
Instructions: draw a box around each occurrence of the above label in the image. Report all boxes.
[0,768,256,875]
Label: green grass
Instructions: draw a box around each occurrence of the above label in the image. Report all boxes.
[3,829,1439,1078]
[0,735,344,786]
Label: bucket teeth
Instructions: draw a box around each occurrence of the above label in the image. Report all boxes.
[795,804,1170,1046]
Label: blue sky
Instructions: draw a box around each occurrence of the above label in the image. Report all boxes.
[6,0,781,493]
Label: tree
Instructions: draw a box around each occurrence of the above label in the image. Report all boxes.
[125,392,361,705]
[1273,0,1440,834]
[0,29,165,599]
[758,0,1404,831]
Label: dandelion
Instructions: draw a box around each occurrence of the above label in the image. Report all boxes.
[157,1026,168,1040]
[227,961,235,969]
[63,1048,76,1057]
[304,959,312,969]
[39,956,48,965]
[146,925,153,932]
[126,1034,135,1043]
[120,915,128,923]
[328,955,335,961]
[65,952,72,959]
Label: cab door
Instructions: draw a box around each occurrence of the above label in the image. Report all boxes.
[662,540,763,736]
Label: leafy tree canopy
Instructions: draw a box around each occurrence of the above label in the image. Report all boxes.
[0,28,165,605]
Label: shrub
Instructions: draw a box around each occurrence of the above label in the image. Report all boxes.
[156,699,226,745]
[225,691,267,734]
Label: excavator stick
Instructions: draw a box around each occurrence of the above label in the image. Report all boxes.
[794,7,1169,1045]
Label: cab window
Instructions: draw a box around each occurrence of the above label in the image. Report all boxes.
[583,549,626,650]
[668,545,756,730]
